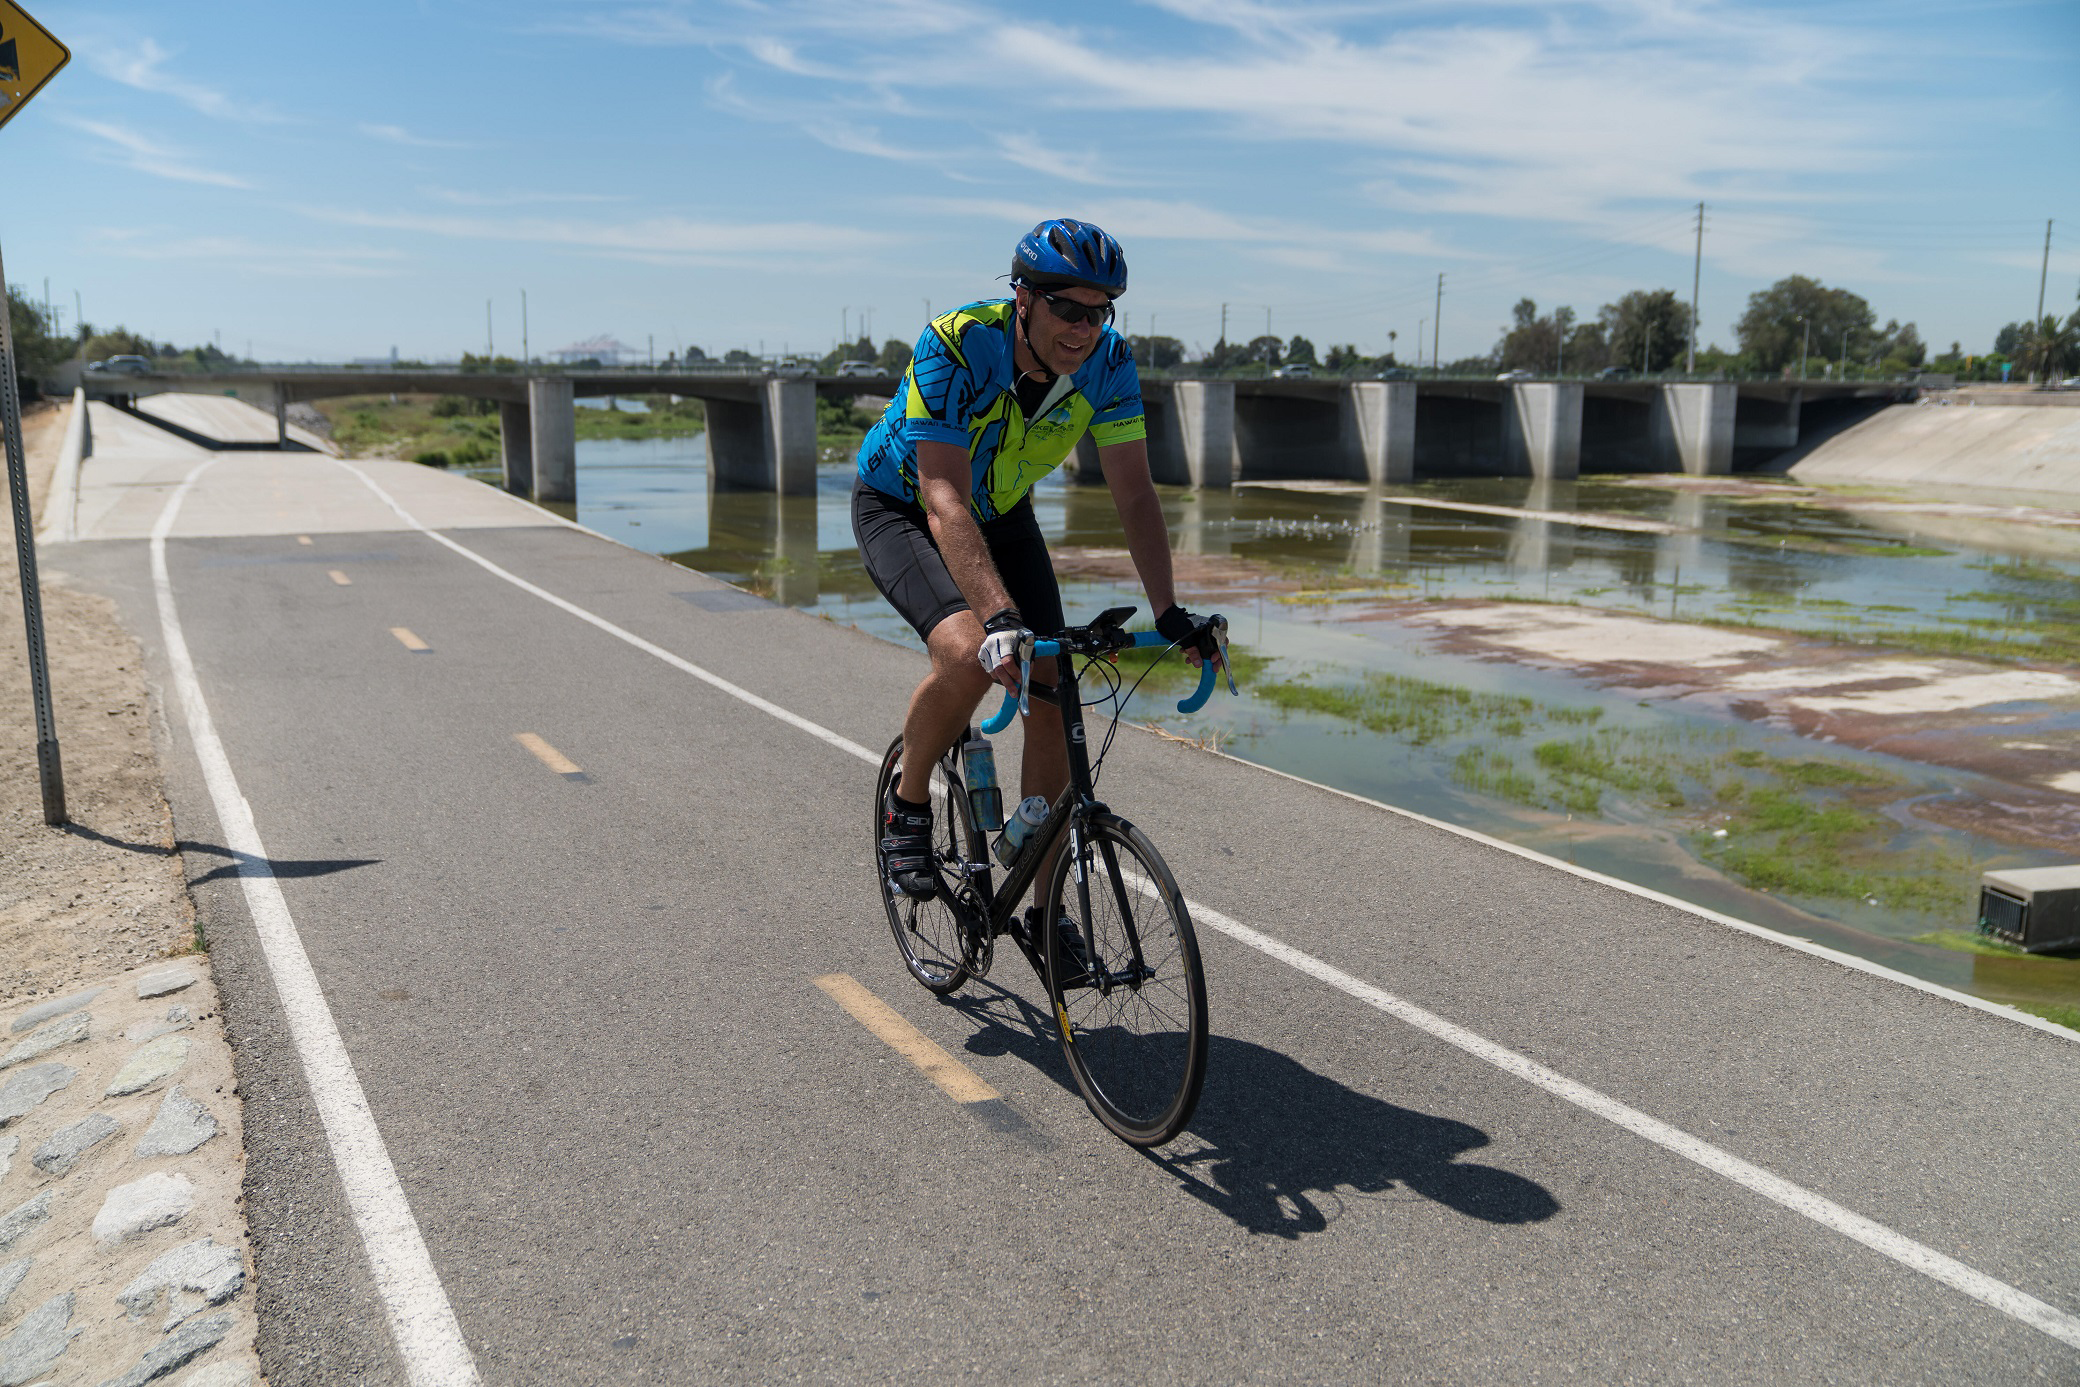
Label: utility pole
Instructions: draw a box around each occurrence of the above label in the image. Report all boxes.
[1433,274,1444,374]
[73,290,82,339]
[648,334,654,367]
[2038,219,2053,324]
[1840,328,1849,381]
[1220,303,1229,344]
[1643,320,1654,376]
[0,246,67,823]
[1798,315,1810,379]
[1688,201,1704,374]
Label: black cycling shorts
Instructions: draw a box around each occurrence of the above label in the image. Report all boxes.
[852,480,1065,642]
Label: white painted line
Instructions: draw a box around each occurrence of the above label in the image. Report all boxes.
[1184,896,2080,1351]
[152,459,479,1386]
[331,456,2080,1352]
[332,459,874,767]
[1202,749,2080,1045]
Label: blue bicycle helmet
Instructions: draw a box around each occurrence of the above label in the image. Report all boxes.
[1011,218,1128,297]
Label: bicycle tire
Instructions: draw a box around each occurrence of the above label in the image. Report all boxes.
[876,734,988,994]
[1043,813,1208,1146]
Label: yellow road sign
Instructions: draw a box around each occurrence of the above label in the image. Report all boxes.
[0,1,68,132]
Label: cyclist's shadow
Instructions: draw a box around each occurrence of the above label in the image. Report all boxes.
[953,988,1559,1240]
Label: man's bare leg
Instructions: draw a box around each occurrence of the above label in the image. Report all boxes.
[895,610,994,805]
[1018,657,1069,909]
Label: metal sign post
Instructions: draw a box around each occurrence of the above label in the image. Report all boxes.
[0,248,66,822]
[0,0,72,822]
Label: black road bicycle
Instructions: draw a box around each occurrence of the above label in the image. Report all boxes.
[874,606,1235,1146]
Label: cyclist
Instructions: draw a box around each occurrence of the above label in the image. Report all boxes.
[854,217,1219,936]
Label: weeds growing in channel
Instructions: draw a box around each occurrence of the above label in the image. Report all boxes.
[1250,663,1973,918]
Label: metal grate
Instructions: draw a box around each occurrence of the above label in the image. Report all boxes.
[1979,888,2027,943]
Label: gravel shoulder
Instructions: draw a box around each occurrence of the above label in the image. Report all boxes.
[2,402,263,1384]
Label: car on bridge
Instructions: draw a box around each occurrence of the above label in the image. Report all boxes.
[88,355,153,376]
[836,360,884,378]
[1377,367,1415,381]
[1271,364,1313,378]
[1496,368,1536,383]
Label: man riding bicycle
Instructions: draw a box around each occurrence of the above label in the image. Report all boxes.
[853,218,1219,937]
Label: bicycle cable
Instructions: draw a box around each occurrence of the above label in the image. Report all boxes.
[1079,632,1191,789]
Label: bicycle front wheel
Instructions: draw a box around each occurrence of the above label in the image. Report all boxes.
[1044,814,1208,1146]
[875,735,985,995]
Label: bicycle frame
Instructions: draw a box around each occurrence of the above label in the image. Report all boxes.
[963,614,1230,992]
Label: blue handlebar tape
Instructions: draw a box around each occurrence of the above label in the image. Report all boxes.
[1177,656,1219,714]
[979,632,1218,732]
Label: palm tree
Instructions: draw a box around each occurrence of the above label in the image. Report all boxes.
[2017,312,2080,384]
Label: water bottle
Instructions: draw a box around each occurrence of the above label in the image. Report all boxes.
[961,730,1004,831]
[994,795,1050,868]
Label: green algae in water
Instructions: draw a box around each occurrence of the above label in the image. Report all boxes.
[1913,930,2029,958]
[1251,664,1971,917]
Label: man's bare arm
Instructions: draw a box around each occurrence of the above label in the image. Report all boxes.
[1097,439,1178,616]
[916,439,1016,620]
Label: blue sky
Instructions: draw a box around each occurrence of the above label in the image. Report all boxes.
[4,0,2075,364]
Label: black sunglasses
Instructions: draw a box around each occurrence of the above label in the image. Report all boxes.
[1028,288,1115,328]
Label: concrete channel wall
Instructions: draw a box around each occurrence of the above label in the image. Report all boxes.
[1790,400,2080,496]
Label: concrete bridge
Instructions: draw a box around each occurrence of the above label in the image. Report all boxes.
[81,367,1901,502]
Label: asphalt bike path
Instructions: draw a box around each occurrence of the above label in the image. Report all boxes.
[52,445,2080,1383]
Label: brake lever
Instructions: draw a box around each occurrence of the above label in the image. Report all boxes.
[1213,616,1237,695]
[1018,632,1034,719]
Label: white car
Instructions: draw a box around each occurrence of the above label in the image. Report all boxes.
[1496,368,1536,383]
[1271,364,1313,378]
[836,360,883,377]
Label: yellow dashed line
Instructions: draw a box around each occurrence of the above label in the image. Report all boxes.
[329,570,352,586]
[813,974,1001,1104]
[513,733,585,778]
[390,627,430,652]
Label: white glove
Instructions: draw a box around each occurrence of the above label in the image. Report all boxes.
[978,626,1029,679]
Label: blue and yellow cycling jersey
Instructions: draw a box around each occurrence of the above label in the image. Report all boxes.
[855,300,1146,521]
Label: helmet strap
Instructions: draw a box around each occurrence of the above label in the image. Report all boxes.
[1014,294,1058,385]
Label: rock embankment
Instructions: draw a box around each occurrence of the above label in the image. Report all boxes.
[0,965,260,1386]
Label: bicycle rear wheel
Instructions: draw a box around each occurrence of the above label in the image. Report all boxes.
[1043,813,1208,1146]
[875,735,987,994]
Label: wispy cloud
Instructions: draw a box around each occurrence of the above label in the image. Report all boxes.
[63,118,254,188]
[88,230,405,278]
[360,123,476,151]
[910,195,1480,268]
[992,135,1131,188]
[86,38,281,122]
[605,0,1900,238]
[419,186,633,208]
[296,205,896,265]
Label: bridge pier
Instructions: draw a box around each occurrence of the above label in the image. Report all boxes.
[1652,383,1736,476]
[1344,382,1416,484]
[1504,383,1584,480]
[528,378,577,503]
[1168,381,1236,489]
[499,402,534,496]
[707,377,816,494]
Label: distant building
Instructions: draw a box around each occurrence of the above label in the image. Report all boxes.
[550,335,634,366]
